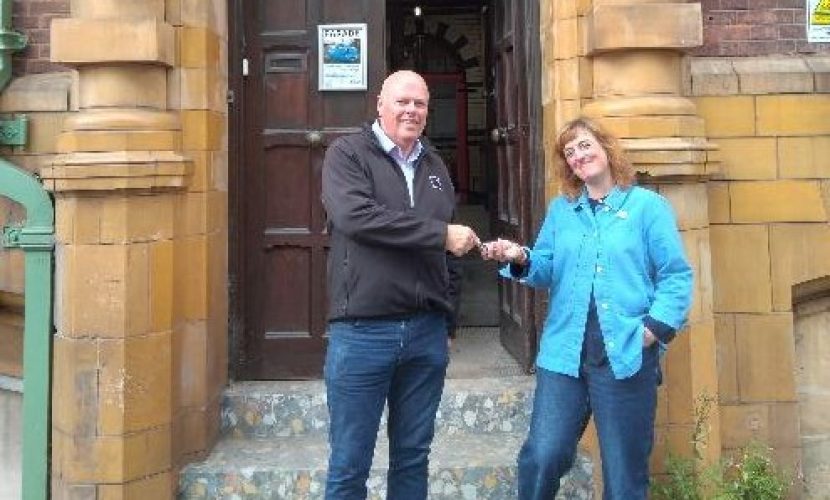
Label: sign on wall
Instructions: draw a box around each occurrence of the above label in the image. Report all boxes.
[318,23,368,91]
[808,0,830,42]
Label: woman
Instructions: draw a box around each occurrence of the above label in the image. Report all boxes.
[481,117,693,499]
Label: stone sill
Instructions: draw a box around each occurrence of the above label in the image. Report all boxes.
[689,55,830,96]
[0,71,78,113]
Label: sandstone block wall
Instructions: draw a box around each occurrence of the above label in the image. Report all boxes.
[692,53,830,482]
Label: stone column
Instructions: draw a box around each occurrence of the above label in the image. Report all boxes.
[43,0,189,497]
[583,0,722,470]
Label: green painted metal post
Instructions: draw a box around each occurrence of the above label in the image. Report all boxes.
[0,161,53,500]
[0,2,42,499]
[0,0,28,146]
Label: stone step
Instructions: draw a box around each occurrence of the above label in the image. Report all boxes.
[178,432,593,499]
[221,376,535,439]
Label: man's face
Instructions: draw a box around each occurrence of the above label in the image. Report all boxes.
[377,73,429,152]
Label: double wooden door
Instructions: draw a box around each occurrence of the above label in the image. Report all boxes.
[233,0,541,379]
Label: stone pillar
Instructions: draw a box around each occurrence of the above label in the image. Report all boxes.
[582,0,722,472]
[43,1,190,497]
[165,0,229,475]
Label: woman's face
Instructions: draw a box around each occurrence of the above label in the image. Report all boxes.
[562,129,611,186]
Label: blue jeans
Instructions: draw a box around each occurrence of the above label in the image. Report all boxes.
[518,330,660,500]
[324,313,449,500]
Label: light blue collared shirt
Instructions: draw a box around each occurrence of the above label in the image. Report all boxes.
[372,120,423,208]
[501,185,693,379]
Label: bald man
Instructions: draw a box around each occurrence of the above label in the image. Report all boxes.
[321,70,479,499]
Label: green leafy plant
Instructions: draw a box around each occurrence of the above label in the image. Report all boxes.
[650,393,791,500]
[651,393,715,500]
[651,453,703,500]
[710,442,789,500]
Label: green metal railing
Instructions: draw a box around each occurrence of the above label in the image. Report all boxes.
[0,163,53,500]
[0,1,51,499]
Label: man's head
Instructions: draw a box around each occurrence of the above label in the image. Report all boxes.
[377,70,430,154]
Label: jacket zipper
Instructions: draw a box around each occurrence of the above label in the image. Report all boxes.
[341,245,350,315]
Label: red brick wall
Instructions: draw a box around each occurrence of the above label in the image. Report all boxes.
[694,0,830,56]
[11,0,70,76]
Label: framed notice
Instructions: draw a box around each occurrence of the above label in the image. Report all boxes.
[318,23,368,91]
[808,0,830,43]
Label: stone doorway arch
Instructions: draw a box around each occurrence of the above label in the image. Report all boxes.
[793,277,830,497]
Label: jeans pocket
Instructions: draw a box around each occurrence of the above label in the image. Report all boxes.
[324,326,352,381]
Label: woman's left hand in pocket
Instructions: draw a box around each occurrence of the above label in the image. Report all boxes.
[643,326,658,348]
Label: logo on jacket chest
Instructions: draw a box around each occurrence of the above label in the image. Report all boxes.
[428,175,443,191]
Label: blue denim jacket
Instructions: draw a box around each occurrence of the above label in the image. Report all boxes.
[501,186,693,379]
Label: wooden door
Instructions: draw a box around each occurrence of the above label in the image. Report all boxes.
[235,0,385,379]
[488,0,543,372]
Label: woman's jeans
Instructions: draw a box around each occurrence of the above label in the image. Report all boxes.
[324,313,449,500]
[518,329,660,500]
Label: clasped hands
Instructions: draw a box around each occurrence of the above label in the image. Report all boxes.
[445,224,526,264]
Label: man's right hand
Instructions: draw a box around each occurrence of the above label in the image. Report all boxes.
[445,224,479,256]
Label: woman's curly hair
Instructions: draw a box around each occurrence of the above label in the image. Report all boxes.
[553,116,635,200]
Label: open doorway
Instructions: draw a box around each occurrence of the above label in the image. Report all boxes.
[387,1,500,331]
[230,0,541,379]
[385,0,544,376]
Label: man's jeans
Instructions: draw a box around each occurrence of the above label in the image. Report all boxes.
[518,329,660,500]
[324,313,449,500]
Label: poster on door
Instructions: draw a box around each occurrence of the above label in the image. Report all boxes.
[808,0,830,42]
[318,23,367,91]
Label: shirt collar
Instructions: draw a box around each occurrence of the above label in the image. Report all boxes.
[372,119,423,162]
[571,185,627,211]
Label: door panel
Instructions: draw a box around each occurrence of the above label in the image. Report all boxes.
[238,0,385,379]
[489,0,542,372]
[264,147,313,228]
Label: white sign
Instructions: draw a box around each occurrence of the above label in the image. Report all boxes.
[318,23,368,91]
[807,0,830,43]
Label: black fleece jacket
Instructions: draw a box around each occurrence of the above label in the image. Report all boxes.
[321,124,461,330]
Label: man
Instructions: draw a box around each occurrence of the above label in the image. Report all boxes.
[321,70,479,499]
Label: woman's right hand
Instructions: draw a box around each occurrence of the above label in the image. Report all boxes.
[480,238,527,264]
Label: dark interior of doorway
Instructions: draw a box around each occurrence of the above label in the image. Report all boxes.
[387,0,498,328]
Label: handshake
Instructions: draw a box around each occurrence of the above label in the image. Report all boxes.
[445,224,528,264]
